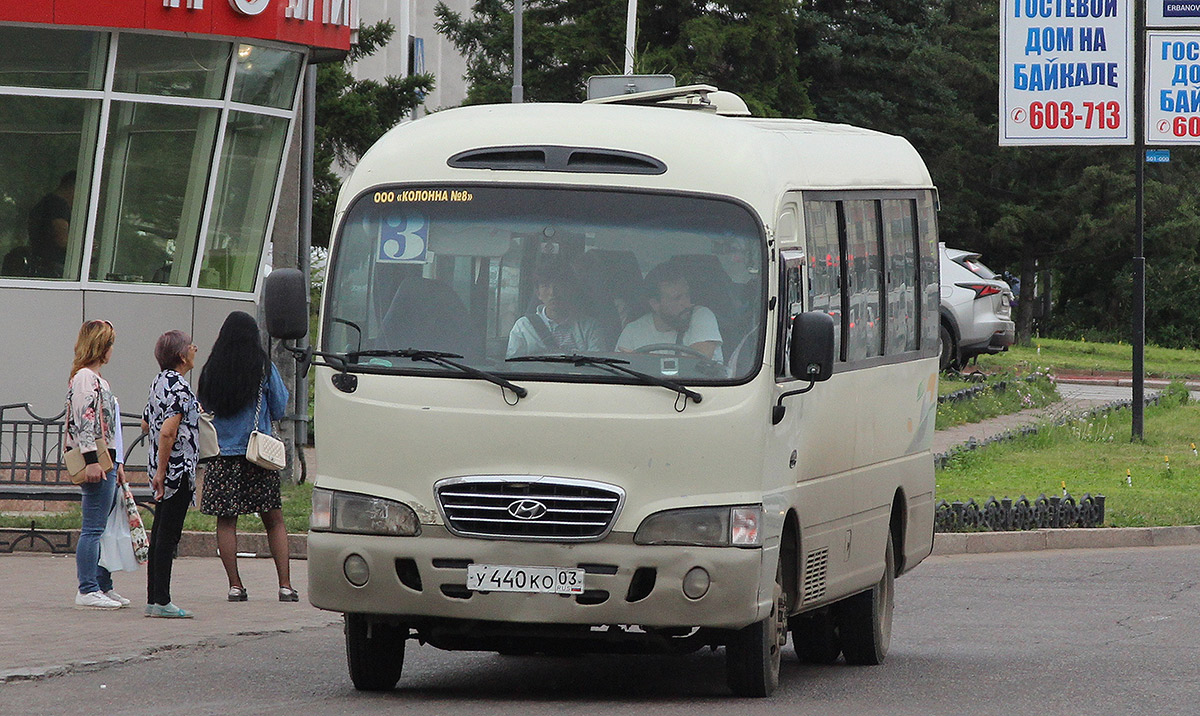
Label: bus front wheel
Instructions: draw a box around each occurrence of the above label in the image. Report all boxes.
[835,533,895,665]
[726,561,788,697]
[345,613,406,691]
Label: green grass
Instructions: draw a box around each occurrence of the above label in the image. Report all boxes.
[0,480,313,533]
[974,337,1200,379]
[937,388,1200,527]
[936,373,1059,429]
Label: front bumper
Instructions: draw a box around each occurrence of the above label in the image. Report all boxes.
[308,526,769,630]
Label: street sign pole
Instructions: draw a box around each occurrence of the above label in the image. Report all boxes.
[512,0,523,103]
[1133,4,1145,441]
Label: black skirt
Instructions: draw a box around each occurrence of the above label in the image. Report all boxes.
[200,455,283,517]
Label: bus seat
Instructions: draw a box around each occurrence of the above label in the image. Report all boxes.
[672,254,738,343]
[371,263,422,338]
[578,249,644,344]
[381,276,473,356]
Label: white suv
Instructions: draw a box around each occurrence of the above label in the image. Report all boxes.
[939,244,1015,371]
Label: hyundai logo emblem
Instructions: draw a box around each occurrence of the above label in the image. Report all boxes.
[507,499,548,520]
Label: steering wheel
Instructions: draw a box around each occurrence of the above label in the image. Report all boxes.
[633,343,712,360]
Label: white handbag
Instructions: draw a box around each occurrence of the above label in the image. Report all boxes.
[245,385,286,470]
[198,412,220,461]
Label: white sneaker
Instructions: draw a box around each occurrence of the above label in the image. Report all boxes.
[103,590,131,607]
[75,591,122,610]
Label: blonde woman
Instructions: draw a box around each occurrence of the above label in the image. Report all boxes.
[65,319,130,610]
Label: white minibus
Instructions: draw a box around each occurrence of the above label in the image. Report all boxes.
[265,85,939,697]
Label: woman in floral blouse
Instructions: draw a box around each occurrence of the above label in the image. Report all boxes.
[65,319,131,610]
[140,330,200,618]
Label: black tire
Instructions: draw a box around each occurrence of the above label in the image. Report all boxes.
[345,613,406,691]
[790,609,842,664]
[835,533,895,666]
[726,562,788,697]
[939,323,958,372]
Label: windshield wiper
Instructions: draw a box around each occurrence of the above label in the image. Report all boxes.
[507,354,702,404]
[350,349,528,399]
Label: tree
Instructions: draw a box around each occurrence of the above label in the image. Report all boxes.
[434,0,811,117]
[313,21,435,245]
[432,0,1200,348]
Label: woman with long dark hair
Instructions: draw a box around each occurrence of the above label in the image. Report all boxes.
[196,311,296,602]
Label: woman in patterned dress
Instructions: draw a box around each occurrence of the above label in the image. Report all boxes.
[196,311,296,602]
[65,319,131,610]
[140,330,200,618]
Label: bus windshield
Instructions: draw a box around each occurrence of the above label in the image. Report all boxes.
[323,185,766,384]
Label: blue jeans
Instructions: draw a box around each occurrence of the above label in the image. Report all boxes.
[76,467,119,594]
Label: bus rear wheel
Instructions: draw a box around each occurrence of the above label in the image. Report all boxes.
[345,613,406,691]
[835,533,895,665]
[726,561,788,697]
[790,609,842,664]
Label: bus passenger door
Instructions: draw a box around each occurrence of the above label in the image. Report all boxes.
[775,203,856,608]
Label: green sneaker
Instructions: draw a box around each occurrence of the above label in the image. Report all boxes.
[145,602,193,618]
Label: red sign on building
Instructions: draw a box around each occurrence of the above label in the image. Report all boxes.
[0,0,353,52]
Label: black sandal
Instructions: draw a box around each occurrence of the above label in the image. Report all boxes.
[278,587,299,602]
[227,586,248,602]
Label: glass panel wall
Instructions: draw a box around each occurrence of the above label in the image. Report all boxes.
[0,96,100,280]
[199,112,290,291]
[113,35,230,99]
[0,27,106,89]
[0,26,304,292]
[91,102,219,285]
[232,44,303,109]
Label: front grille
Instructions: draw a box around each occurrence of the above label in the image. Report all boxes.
[436,476,624,541]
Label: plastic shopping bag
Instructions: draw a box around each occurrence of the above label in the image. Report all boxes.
[122,483,149,565]
[99,492,139,573]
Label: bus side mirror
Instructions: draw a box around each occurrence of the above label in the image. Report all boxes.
[263,268,309,340]
[789,312,834,382]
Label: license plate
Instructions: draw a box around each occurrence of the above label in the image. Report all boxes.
[466,564,585,594]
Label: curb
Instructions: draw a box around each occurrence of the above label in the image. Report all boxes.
[0,529,308,559]
[932,525,1200,555]
[176,531,308,559]
[1056,375,1200,390]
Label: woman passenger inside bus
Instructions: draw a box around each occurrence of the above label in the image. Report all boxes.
[506,260,606,357]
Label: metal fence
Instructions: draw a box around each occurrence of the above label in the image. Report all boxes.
[0,402,147,494]
[935,493,1106,532]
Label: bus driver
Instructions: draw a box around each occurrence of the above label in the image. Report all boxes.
[617,259,723,362]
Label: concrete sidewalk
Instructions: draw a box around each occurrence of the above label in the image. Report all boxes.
[0,553,339,683]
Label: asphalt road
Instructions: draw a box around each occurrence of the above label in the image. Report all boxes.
[3,544,1196,716]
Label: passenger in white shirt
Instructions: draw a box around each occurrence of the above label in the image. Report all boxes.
[617,260,723,362]
[507,261,606,358]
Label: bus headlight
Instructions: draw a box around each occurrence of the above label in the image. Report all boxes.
[310,488,421,536]
[634,505,762,547]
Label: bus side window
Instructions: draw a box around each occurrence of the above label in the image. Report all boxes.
[803,201,842,361]
[776,250,804,379]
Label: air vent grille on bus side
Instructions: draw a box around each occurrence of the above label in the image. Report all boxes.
[447,145,667,175]
[802,547,829,604]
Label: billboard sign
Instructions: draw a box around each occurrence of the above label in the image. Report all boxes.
[1000,0,1134,145]
[1149,1,1200,27]
[1145,31,1200,143]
